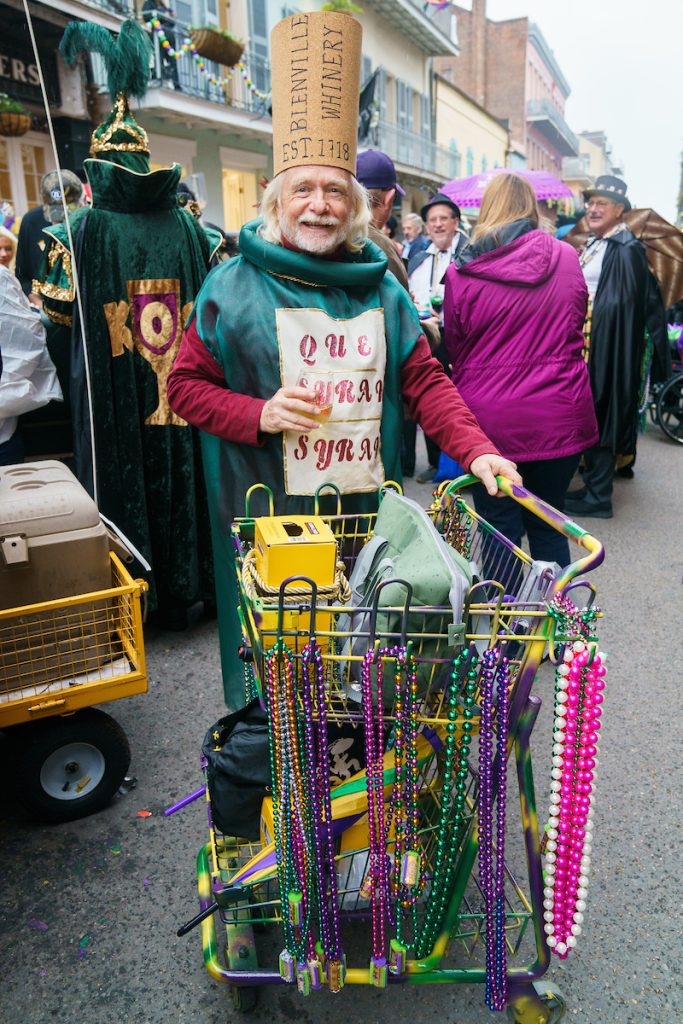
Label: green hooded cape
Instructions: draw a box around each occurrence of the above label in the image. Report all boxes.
[36,157,221,615]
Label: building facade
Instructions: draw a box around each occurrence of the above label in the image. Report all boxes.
[434,0,578,176]
[562,130,625,205]
[434,74,508,181]
[1,0,465,228]
[0,0,93,217]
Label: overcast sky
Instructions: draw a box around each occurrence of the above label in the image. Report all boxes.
[469,0,682,221]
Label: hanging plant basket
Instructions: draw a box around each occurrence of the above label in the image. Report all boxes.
[189,28,244,67]
[0,111,31,137]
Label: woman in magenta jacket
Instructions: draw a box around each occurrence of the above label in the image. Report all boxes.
[443,173,598,568]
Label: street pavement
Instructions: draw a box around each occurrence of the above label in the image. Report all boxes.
[1,426,681,1024]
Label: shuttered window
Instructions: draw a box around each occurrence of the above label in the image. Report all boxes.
[248,0,269,92]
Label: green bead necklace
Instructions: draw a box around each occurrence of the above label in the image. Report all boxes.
[414,645,477,959]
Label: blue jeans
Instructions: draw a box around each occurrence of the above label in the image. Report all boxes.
[471,454,579,569]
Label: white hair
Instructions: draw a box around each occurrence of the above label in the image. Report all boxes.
[402,212,424,231]
[259,168,371,253]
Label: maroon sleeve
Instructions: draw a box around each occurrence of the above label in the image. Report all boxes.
[167,319,266,445]
[400,335,500,469]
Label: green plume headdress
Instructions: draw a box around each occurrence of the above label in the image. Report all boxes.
[61,19,152,167]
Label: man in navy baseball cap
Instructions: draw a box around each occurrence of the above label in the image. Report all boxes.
[356,149,405,196]
[355,148,409,289]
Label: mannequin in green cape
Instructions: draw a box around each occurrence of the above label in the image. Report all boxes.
[35,21,219,622]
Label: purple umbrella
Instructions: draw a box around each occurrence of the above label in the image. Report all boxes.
[441,168,574,208]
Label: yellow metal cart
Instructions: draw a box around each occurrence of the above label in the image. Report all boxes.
[0,551,148,821]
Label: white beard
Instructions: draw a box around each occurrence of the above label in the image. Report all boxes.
[279,211,352,255]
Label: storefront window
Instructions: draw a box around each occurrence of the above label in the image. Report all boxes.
[21,142,47,208]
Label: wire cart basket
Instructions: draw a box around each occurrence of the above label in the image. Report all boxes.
[0,551,148,820]
[186,477,605,1021]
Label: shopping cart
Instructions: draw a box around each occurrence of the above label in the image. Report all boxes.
[0,552,148,821]
[184,477,604,1021]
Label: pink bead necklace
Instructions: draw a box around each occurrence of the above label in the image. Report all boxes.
[543,611,606,958]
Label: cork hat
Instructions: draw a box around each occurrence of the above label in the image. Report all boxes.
[270,11,362,177]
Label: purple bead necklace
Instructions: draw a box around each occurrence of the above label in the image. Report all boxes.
[478,647,509,1012]
[360,645,395,988]
[389,646,423,973]
[301,639,345,990]
[265,642,316,993]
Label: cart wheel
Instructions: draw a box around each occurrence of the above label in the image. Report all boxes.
[230,985,258,1013]
[9,709,130,823]
[506,981,567,1024]
[656,374,683,444]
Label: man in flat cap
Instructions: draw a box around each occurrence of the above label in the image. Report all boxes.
[565,175,653,518]
[406,192,468,482]
[167,10,519,708]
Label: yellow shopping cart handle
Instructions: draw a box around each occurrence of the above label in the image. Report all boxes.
[442,474,605,588]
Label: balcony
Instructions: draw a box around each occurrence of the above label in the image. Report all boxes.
[91,13,272,136]
[372,120,460,183]
[369,0,459,56]
[40,0,135,33]
[526,99,578,157]
[561,155,592,188]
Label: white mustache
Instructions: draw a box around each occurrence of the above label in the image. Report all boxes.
[298,216,340,227]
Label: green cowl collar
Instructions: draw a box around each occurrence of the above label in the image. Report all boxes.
[85,159,182,214]
[238,219,388,288]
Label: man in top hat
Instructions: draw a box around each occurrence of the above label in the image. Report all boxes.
[406,192,468,482]
[167,9,520,708]
[565,175,652,518]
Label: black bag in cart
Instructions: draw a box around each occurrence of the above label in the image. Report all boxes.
[202,700,270,840]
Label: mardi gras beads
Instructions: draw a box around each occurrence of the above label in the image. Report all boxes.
[544,638,605,959]
[148,20,271,101]
[361,645,392,987]
[301,639,344,988]
[414,646,476,959]
[478,650,509,1012]
[388,646,424,970]
[265,641,314,987]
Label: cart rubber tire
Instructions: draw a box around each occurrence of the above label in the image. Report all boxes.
[656,374,683,444]
[9,709,130,823]
[506,981,567,1024]
[230,985,258,1013]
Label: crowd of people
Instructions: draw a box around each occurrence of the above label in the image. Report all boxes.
[0,13,673,710]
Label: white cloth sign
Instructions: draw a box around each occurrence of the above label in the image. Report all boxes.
[276,306,387,495]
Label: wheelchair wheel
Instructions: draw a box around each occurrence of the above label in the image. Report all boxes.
[656,374,683,444]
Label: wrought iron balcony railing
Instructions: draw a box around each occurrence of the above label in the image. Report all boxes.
[92,12,271,117]
[372,119,461,181]
[526,98,578,157]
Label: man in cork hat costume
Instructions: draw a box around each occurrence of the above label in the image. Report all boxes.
[34,20,220,625]
[168,10,519,708]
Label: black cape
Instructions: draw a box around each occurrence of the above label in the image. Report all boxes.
[590,229,651,454]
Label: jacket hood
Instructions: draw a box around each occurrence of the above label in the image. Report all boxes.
[457,227,560,287]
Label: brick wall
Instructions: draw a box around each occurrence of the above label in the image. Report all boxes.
[436,5,529,158]
[484,18,528,155]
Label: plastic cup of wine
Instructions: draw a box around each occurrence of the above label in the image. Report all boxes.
[296,371,334,424]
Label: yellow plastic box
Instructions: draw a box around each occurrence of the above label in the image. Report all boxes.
[253,515,337,589]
